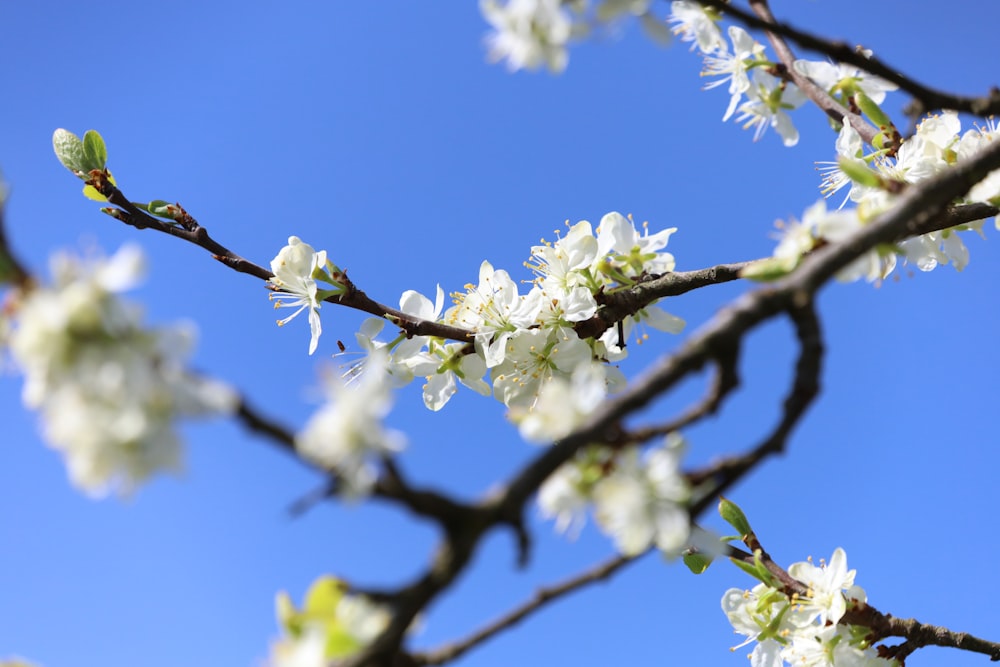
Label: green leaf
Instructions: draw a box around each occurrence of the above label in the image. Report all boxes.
[730,556,763,582]
[682,551,713,574]
[855,91,896,134]
[52,128,88,176]
[838,155,883,189]
[302,576,345,618]
[326,630,363,659]
[718,497,752,537]
[82,129,108,171]
[740,255,800,281]
[275,591,301,636]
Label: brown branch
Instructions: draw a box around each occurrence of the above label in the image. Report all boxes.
[625,348,740,445]
[574,261,751,340]
[743,0,879,145]
[411,551,640,666]
[688,300,822,513]
[863,614,1000,663]
[91,178,759,348]
[234,395,477,528]
[0,188,32,289]
[697,0,1000,119]
[726,544,1000,662]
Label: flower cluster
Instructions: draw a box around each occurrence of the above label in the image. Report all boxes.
[675,4,806,146]
[268,212,684,496]
[479,0,672,73]
[295,349,405,498]
[269,576,392,667]
[723,548,896,667]
[6,245,236,496]
[538,435,691,556]
[766,111,998,283]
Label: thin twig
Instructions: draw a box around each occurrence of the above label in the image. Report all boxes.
[411,552,640,666]
[625,350,740,445]
[698,0,1000,118]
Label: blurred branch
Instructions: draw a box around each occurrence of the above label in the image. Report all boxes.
[688,300,822,513]
[411,551,640,666]
[624,347,740,445]
[235,396,476,527]
[0,187,34,289]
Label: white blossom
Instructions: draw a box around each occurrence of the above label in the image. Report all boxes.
[295,350,405,497]
[8,244,236,497]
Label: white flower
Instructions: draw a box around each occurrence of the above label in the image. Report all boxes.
[446,260,543,368]
[8,244,236,497]
[776,200,895,283]
[538,458,591,537]
[491,327,592,408]
[421,342,491,411]
[817,119,867,206]
[701,26,765,121]
[481,0,572,73]
[721,585,786,667]
[295,350,405,497]
[335,594,392,645]
[269,236,329,355]
[270,626,327,667]
[511,361,608,442]
[528,220,599,299]
[793,58,897,104]
[787,547,856,626]
[958,117,1000,206]
[668,0,724,53]
[594,211,677,278]
[734,70,806,147]
[899,229,970,272]
[270,578,393,666]
[592,437,690,556]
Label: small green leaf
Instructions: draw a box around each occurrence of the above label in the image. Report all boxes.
[837,156,883,189]
[275,591,300,636]
[52,128,88,176]
[82,130,108,171]
[740,255,800,281]
[303,576,345,618]
[683,551,713,574]
[327,630,363,659]
[730,557,763,582]
[855,91,896,134]
[718,497,752,537]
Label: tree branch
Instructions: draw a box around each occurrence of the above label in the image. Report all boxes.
[697,0,1000,119]
[411,551,640,666]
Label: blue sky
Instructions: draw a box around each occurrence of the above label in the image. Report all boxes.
[2,1,999,665]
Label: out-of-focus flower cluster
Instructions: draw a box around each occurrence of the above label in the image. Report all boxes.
[295,349,405,498]
[537,434,691,557]
[5,244,236,496]
[269,576,392,667]
[723,548,897,667]
[479,0,672,73]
